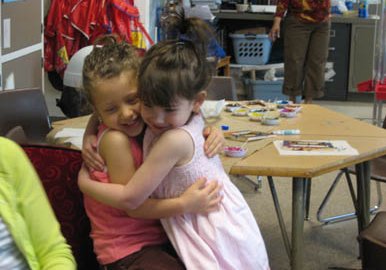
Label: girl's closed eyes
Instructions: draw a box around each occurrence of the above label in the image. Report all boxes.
[124,92,139,104]
[164,107,177,113]
[103,105,117,114]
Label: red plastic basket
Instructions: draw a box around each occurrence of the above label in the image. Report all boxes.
[357,79,386,101]
[357,80,373,92]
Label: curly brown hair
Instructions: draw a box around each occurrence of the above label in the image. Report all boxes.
[82,35,141,104]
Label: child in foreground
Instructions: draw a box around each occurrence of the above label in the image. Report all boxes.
[78,36,223,269]
[0,137,76,269]
[79,18,270,270]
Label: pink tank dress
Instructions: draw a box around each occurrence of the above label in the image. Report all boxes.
[84,124,168,264]
[143,115,270,270]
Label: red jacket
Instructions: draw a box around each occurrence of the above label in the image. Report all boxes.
[44,0,152,75]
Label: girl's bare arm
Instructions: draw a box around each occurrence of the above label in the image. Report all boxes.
[79,130,221,218]
[78,128,194,210]
[83,122,224,171]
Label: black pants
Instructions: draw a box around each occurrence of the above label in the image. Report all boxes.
[100,243,185,270]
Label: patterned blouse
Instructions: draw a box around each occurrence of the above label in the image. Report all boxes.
[274,0,331,23]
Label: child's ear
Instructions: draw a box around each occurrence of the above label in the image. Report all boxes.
[192,91,207,113]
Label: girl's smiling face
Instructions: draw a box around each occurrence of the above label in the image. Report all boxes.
[141,97,194,136]
[91,71,145,137]
[141,92,206,136]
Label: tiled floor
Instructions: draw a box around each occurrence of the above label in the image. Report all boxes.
[314,99,385,123]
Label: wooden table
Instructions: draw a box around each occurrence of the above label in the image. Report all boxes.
[224,104,386,270]
[47,104,386,270]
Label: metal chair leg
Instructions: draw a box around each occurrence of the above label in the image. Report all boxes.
[317,168,382,224]
[268,176,291,259]
[317,169,347,223]
[230,175,262,192]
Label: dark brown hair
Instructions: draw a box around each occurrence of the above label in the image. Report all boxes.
[138,40,212,108]
[161,6,214,56]
[138,15,213,108]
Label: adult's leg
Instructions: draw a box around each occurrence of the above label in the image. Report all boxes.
[303,20,331,102]
[283,15,312,102]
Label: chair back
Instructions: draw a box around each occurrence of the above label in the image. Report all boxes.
[21,144,99,270]
[0,88,51,142]
[5,125,28,144]
[206,76,238,101]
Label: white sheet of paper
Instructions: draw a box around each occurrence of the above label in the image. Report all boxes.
[64,137,83,149]
[54,128,85,138]
[54,128,85,149]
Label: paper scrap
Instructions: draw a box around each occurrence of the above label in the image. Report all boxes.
[201,99,225,119]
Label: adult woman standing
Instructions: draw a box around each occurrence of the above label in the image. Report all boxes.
[269,0,331,104]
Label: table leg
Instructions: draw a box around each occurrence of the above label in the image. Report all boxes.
[355,161,371,259]
[355,161,371,232]
[292,178,306,270]
[304,179,312,220]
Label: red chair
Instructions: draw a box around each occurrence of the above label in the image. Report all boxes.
[21,144,99,270]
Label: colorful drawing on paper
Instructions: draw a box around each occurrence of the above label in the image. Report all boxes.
[282,140,335,152]
[274,140,359,156]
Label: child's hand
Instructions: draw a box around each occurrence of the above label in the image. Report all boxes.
[82,134,104,171]
[203,126,225,158]
[181,178,223,214]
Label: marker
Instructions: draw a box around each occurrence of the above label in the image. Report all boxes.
[272,129,300,135]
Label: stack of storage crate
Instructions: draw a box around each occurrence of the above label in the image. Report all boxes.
[230,33,287,101]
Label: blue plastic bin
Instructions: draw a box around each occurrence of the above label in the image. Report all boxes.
[230,34,272,65]
[244,79,286,101]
